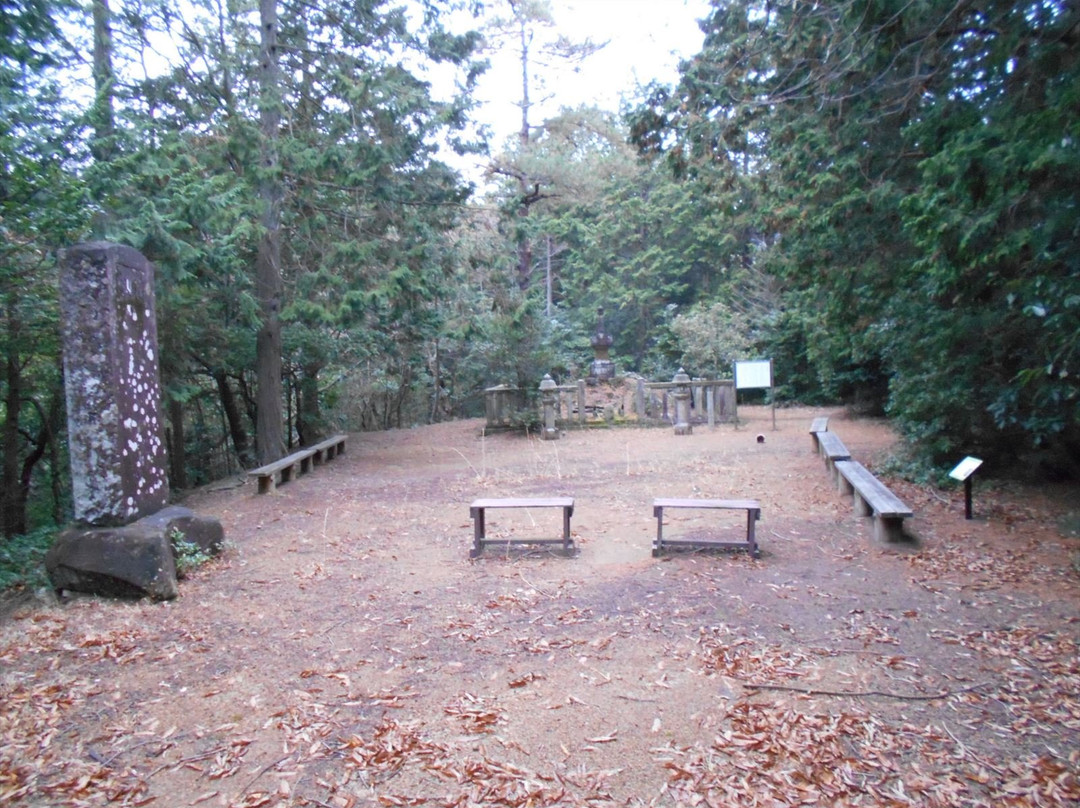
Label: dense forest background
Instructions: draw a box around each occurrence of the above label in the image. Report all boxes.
[2,0,1077,542]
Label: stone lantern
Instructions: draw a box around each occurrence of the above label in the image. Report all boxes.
[672,368,692,436]
[539,374,559,440]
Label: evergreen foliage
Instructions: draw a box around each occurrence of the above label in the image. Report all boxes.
[634,0,1080,476]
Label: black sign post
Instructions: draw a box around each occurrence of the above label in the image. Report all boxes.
[948,457,983,520]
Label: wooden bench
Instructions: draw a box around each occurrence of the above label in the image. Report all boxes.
[834,460,913,543]
[469,497,575,558]
[311,434,347,465]
[248,434,348,494]
[809,416,829,451]
[816,431,851,483]
[652,498,762,558]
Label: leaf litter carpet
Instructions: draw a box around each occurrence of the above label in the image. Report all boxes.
[2,407,1078,807]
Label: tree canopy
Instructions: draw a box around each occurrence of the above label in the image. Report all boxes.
[1,0,1076,540]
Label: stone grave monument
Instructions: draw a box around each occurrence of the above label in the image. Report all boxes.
[588,307,615,382]
[46,242,223,599]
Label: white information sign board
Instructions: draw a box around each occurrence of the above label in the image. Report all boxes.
[735,359,773,390]
[949,456,983,482]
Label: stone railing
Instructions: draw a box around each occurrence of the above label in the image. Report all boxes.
[484,384,525,428]
[636,376,737,426]
[486,372,738,436]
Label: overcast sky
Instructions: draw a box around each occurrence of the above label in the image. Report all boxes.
[452,0,712,170]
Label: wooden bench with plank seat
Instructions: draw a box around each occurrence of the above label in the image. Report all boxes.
[311,434,347,465]
[652,498,762,558]
[816,431,851,483]
[469,497,575,558]
[248,434,348,494]
[834,460,913,543]
[809,416,830,451]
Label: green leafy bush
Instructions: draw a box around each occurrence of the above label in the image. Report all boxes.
[0,528,56,593]
[170,528,211,577]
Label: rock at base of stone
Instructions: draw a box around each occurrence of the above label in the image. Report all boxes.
[140,505,225,558]
[45,506,225,601]
[47,524,179,600]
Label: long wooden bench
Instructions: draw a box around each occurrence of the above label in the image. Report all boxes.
[816,431,851,483]
[652,498,762,558]
[311,434,347,465]
[469,497,575,558]
[834,460,913,543]
[809,416,829,451]
[248,434,348,494]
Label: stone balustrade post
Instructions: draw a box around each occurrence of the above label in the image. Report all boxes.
[540,374,559,440]
[673,368,692,436]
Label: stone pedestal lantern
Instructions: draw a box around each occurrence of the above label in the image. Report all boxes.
[540,374,559,440]
[672,368,692,436]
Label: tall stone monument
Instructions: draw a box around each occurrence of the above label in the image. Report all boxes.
[47,243,222,599]
[61,243,170,524]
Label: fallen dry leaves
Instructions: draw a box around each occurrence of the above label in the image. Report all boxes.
[3,413,1078,806]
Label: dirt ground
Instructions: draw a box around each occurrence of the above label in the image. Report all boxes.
[2,406,1078,807]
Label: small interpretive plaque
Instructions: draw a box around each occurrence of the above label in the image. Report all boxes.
[949,456,983,482]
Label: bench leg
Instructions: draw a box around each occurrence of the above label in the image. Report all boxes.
[281,464,294,485]
[838,474,853,495]
[852,491,872,517]
[746,509,760,558]
[875,516,906,543]
[257,474,274,494]
[653,507,664,557]
[471,508,485,558]
[562,507,572,554]
[301,456,312,474]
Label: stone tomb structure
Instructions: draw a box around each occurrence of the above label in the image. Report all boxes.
[46,243,223,599]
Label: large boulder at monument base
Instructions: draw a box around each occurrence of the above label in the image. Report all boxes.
[47,523,179,600]
[46,506,225,599]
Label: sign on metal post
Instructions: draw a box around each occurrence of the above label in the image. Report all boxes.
[734,360,773,391]
[949,456,983,519]
[734,359,775,430]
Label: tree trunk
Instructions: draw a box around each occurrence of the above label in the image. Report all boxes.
[91,0,115,163]
[16,385,63,534]
[514,12,533,290]
[167,396,188,489]
[255,0,284,465]
[2,310,24,537]
[429,339,441,424]
[295,363,324,445]
[214,369,254,468]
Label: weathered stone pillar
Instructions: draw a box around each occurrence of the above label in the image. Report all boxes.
[540,374,559,440]
[60,242,170,525]
[707,385,716,428]
[635,379,646,420]
[673,368,692,436]
[577,380,587,425]
[47,242,223,600]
